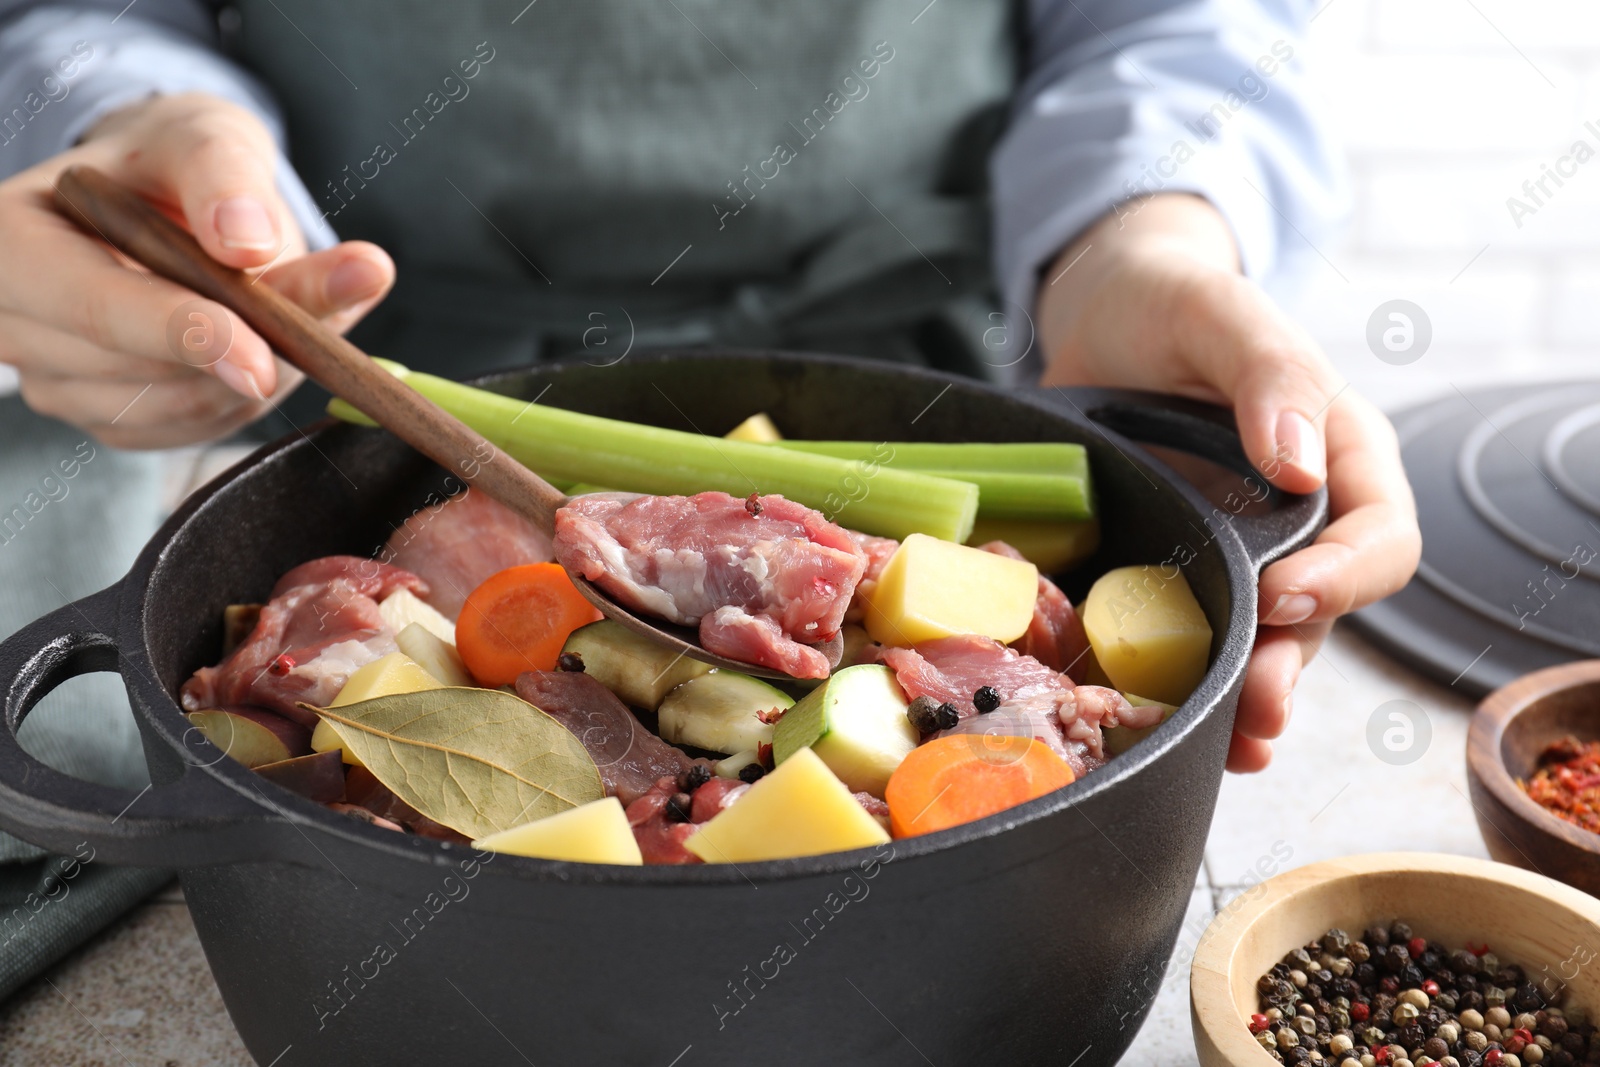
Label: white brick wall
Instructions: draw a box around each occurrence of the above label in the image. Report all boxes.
[1285,0,1600,405]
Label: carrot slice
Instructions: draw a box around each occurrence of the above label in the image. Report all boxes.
[885,735,1075,838]
[455,563,602,687]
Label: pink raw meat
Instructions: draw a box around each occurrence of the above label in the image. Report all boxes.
[978,541,1091,676]
[844,530,901,624]
[181,556,425,727]
[936,684,1160,777]
[625,776,750,865]
[514,670,711,805]
[382,488,552,619]
[874,634,1069,716]
[553,491,866,679]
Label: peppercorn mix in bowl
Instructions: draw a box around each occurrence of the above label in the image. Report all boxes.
[1191,853,1600,1067]
[1468,660,1600,898]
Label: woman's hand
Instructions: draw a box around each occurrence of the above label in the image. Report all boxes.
[0,92,395,449]
[1037,193,1421,772]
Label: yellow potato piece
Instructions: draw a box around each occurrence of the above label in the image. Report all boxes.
[312,652,443,766]
[863,533,1038,647]
[474,796,643,865]
[1081,565,1212,706]
[724,412,783,442]
[686,748,890,864]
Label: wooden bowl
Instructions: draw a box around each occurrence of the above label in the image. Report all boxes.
[1190,852,1600,1066]
[1468,659,1600,895]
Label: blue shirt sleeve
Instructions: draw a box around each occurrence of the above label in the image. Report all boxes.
[0,2,335,248]
[991,0,1349,323]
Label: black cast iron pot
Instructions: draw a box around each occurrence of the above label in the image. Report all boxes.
[0,351,1323,1066]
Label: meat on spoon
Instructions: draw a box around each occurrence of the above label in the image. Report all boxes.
[553,491,866,679]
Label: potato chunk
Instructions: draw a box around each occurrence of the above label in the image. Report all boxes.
[312,652,443,766]
[686,748,890,863]
[863,533,1038,647]
[1080,566,1212,706]
[474,797,643,865]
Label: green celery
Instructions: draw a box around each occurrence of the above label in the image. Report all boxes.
[326,364,978,542]
[775,441,1092,521]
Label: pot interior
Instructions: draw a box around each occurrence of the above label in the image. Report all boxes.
[135,351,1243,854]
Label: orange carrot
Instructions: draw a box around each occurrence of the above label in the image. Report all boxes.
[455,563,602,687]
[885,735,1075,838]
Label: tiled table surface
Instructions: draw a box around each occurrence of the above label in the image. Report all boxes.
[0,446,1493,1067]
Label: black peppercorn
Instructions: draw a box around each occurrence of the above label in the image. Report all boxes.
[907,696,960,734]
[738,763,766,784]
[973,686,1001,713]
[1356,963,1377,986]
[1512,982,1545,1014]
[1324,929,1351,955]
[665,793,693,822]
[1391,921,1414,942]
[1385,945,1411,973]
[1368,926,1393,949]
[1426,1037,1450,1059]
[557,650,585,672]
[683,765,713,792]
[1401,964,1425,988]
[1543,1014,1571,1041]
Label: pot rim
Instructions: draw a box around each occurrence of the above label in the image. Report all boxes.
[116,349,1282,884]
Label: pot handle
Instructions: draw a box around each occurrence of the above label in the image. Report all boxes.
[0,584,290,866]
[1036,386,1329,570]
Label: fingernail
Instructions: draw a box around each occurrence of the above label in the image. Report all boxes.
[214,196,277,250]
[1271,593,1317,624]
[1280,692,1294,726]
[1274,410,1326,483]
[325,256,388,308]
[213,358,259,398]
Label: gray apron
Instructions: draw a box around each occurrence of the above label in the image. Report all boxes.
[226,0,1020,421]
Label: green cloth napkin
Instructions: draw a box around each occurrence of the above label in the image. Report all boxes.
[0,397,172,995]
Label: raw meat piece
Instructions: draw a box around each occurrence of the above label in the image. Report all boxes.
[690,777,749,823]
[514,670,711,805]
[625,778,699,865]
[626,775,751,865]
[344,767,471,843]
[936,684,1160,778]
[181,556,426,726]
[553,491,865,678]
[844,530,901,625]
[874,634,1069,716]
[978,541,1091,676]
[382,488,552,619]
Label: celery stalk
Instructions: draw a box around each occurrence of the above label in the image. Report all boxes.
[774,441,1092,521]
[326,366,978,542]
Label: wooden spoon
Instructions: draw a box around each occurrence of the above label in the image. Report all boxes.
[52,165,839,681]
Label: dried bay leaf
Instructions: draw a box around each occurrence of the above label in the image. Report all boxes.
[305,687,604,839]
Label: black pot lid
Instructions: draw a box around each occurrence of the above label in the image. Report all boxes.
[1349,381,1600,696]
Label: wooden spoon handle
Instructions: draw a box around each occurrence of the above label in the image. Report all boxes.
[53,165,567,530]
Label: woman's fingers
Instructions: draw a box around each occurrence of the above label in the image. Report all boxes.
[98,94,290,271]
[1257,392,1420,625]
[1179,271,1342,495]
[16,372,267,449]
[260,241,395,333]
[0,181,282,397]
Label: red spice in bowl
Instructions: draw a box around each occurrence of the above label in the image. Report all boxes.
[1521,736,1600,835]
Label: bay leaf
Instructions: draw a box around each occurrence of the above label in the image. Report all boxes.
[304,687,605,839]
